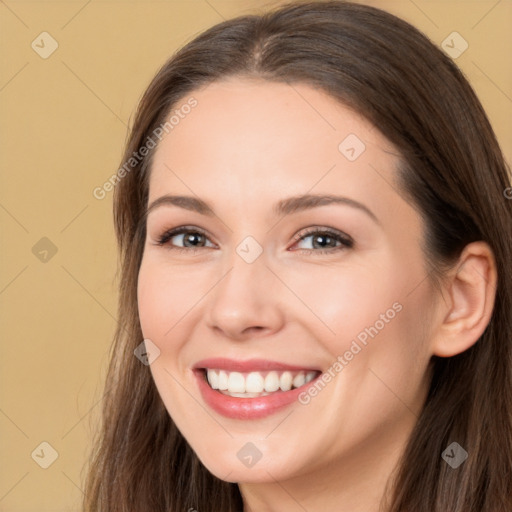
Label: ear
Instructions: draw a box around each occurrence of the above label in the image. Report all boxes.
[430,241,497,357]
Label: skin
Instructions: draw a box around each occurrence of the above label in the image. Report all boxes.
[137,77,497,512]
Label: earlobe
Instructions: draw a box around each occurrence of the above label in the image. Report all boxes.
[431,241,497,358]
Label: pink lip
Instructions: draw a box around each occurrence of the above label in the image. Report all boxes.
[192,360,322,420]
[193,357,320,372]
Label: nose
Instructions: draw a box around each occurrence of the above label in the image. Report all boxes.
[204,250,285,341]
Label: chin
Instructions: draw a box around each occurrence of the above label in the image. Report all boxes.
[196,448,296,484]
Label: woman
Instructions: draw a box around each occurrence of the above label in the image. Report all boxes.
[82,1,512,511]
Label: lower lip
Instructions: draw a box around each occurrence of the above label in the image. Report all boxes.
[194,370,321,420]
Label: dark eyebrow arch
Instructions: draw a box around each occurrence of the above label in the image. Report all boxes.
[145,193,379,225]
[146,195,215,217]
[274,194,379,224]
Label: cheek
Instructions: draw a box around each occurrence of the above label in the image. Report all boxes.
[137,257,207,341]
[137,262,166,340]
[284,257,403,343]
[286,254,432,387]
[137,265,184,351]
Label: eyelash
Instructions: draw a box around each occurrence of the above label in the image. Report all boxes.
[155,225,354,255]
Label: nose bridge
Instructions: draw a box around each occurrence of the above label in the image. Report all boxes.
[204,240,284,338]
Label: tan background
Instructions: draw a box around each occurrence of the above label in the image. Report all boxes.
[0,0,510,510]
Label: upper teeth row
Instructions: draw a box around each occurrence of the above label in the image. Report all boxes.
[206,369,318,393]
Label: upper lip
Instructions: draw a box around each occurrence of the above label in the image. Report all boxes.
[193,357,321,373]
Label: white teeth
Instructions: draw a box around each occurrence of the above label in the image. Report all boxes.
[227,371,245,393]
[280,371,293,391]
[264,371,280,392]
[205,368,319,395]
[305,371,317,384]
[245,372,265,393]
[223,391,272,398]
[293,372,305,388]
[218,370,228,390]
[208,369,219,389]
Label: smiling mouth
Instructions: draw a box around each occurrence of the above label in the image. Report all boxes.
[201,368,321,398]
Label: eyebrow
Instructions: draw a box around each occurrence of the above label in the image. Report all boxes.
[145,193,379,224]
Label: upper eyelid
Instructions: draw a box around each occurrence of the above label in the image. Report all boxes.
[292,226,352,241]
[157,225,216,245]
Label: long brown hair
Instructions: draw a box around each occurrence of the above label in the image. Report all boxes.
[82,2,512,510]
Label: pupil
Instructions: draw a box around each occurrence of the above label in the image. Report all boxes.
[313,234,333,248]
[185,233,203,247]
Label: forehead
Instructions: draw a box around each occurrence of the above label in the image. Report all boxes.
[148,77,402,215]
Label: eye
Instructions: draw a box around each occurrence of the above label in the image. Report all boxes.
[155,226,216,252]
[154,225,353,255]
[291,227,353,254]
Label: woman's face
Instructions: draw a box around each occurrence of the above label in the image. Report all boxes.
[137,77,438,486]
